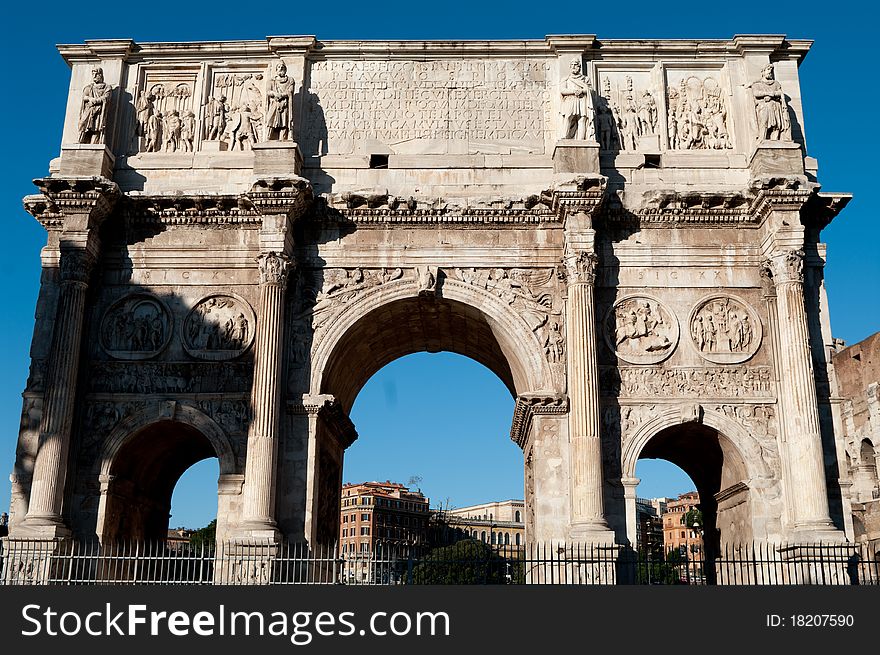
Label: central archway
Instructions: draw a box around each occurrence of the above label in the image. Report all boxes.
[304,283,559,545]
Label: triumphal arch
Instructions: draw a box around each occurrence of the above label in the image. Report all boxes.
[8,34,854,555]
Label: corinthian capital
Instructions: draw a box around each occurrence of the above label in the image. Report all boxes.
[257,251,291,288]
[59,248,96,285]
[563,246,599,285]
[768,248,805,285]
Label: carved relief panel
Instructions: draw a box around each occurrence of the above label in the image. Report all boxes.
[183,294,256,361]
[101,293,172,360]
[604,295,679,364]
[665,67,733,150]
[688,295,762,364]
[595,69,660,152]
[132,69,200,154]
[202,66,266,151]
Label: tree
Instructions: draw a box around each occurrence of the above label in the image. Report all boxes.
[684,508,703,531]
[411,539,517,584]
[189,519,216,549]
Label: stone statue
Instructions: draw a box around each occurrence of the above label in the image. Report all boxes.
[558,60,594,140]
[78,66,113,144]
[145,111,162,153]
[265,60,295,141]
[750,63,791,141]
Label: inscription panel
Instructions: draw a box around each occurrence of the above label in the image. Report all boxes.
[304,59,552,155]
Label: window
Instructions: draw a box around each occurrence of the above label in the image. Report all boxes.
[361,527,369,536]
[515,533,521,546]
[481,531,487,542]
[361,513,369,521]
[515,510,521,523]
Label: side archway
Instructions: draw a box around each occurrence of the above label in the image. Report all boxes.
[97,403,237,542]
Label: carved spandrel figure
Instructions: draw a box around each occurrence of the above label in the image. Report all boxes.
[750,63,791,141]
[265,60,295,141]
[596,99,617,150]
[558,59,594,140]
[145,111,162,153]
[78,66,113,144]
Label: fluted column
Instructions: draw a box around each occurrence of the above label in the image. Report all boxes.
[239,251,291,538]
[765,249,836,535]
[24,248,96,534]
[564,244,612,541]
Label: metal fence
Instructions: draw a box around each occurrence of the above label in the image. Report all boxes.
[1,538,878,586]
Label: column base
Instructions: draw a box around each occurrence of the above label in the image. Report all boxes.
[59,144,115,177]
[15,515,71,540]
[790,521,847,544]
[252,141,303,177]
[231,520,281,544]
[569,521,616,545]
[553,139,600,175]
[749,140,804,177]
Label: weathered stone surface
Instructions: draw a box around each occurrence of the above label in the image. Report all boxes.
[6,34,855,554]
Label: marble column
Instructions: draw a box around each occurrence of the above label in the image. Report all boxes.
[24,247,97,535]
[239,251,291,539]
[765,249,838,537]
[564,244,613,542]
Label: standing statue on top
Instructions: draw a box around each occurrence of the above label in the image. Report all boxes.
[78,66,113,144]
[750,63,791,141]
[265,60,295,141]
[559,59,595,140]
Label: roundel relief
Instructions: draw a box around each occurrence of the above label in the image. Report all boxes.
[183,294,256,361]
[604,295,679,364]
[101,294,172,360]
[689,295,762,364]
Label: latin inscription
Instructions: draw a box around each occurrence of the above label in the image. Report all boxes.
[305,60,551,153]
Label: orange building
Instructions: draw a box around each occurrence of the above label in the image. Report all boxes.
[339,481,430,554]
[662,491,703,557]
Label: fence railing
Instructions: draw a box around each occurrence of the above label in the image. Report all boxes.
[1,538,878,586]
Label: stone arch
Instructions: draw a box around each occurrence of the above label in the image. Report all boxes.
[621,406,780,558]
[310,276,559,411]
[301,277,556,544]
[97,402,237,542]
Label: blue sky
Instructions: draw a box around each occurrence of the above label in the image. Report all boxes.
[1,1,877,529]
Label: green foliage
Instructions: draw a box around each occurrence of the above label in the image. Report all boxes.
[684,508,703,531]
[189,519,216,549]
[411,539,518,585]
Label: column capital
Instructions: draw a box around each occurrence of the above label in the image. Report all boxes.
[764,248,805,286]
[562,245,599,286]
[300,394,359,449]
[256,251,292,288]
[58,248,97,286]
[26,176,120,232]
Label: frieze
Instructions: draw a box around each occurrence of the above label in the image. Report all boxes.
[89,361,253,394]
[688,295,762,364]
[101,293,172,360]
[604,295,678,365]
[600,365,773,398]
[183,294,256,361]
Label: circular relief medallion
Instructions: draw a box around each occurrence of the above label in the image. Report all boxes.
[688,294,762,364]
[101,293,172,360]
[604,295,679,365]
[183,294,256,361]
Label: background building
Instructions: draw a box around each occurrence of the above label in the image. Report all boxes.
[636,497,666,554]
[833,332,880,547]
[662,492,703,556]
[339,481,430,553]
[441,500,525,548]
